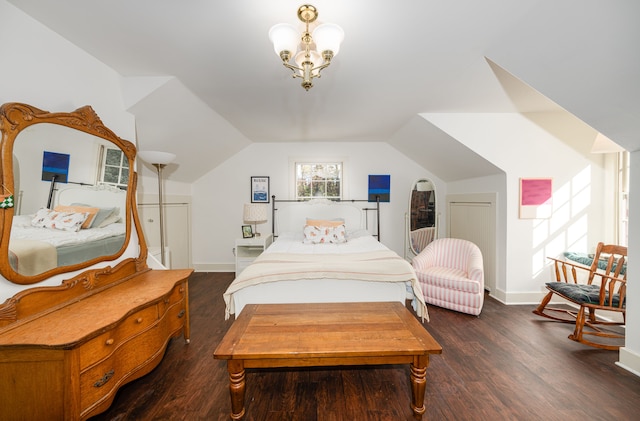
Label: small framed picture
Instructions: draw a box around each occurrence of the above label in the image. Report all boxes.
[242,225,253,238]
[251,176,270,203]
[519,177,553,219]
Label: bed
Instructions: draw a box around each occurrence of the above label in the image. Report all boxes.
[8,185,127,276]
[223,198,428,321]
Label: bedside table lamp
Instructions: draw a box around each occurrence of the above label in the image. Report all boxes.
[138,150,176,266]
[243,203,268,237]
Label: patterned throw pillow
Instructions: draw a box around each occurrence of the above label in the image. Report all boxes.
[303,223,347,244]
[31,208,89,232]
[54,205,99,229]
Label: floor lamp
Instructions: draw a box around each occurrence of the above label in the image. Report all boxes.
[138,151,176,267]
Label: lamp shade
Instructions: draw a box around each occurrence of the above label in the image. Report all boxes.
[138,151,176,165]
[268,23,299,57]
[243,203,268,224]
[312,23,344,56]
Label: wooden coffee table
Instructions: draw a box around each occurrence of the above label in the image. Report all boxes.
[214,302,442,420]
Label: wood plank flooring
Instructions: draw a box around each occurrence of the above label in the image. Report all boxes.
[89,272,640,421]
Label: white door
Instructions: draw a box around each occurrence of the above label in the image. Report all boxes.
[138,202,191,269]
[447,195,496,293]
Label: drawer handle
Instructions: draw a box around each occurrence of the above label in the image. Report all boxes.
[94,369,115,388]
[105,338,114,346]
[177,310,185,318]
[136,317,143,324]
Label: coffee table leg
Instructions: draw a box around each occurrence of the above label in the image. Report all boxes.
[227,360,246,420]
[410,355,428,418]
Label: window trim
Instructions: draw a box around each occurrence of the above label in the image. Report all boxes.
[289,157,349,200]
[616,151,629,246]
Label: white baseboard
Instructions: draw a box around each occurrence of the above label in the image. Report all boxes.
[617,347,640,378]
[192,263,234,272]
[489,289,549,305]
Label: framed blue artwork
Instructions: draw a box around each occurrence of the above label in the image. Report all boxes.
[368,174,390,202]
[251,176,270,203]
[41,151,70,183]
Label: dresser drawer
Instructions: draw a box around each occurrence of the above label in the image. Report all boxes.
[80,323,168,414]
[158,281,187,315]
[164,297,187,334]
[79,305,159,369]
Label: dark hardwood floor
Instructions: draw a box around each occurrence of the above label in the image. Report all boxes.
[90,272,640,421]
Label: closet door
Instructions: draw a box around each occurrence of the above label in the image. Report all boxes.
[447,194,496,293]
[138,202,191,269]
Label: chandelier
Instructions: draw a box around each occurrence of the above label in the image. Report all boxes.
[269,5,344,91]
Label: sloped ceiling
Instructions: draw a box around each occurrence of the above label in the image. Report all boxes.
[8,0,640,183]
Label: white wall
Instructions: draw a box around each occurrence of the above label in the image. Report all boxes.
[0,1,138,302]
[190,142,443,270]
[423,111,608,303]
[618,149,640,374]
[447,173,507,296]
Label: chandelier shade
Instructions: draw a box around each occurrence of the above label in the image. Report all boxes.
[312,23,344,56]
[269,4,344,91]
[268,23,299,58]
[295,50,322,76]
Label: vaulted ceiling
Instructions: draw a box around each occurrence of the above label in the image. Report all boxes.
[9,0,640,183]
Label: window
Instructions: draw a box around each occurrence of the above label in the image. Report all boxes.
[617,151,629,246]
[295,162,342,200]
[99,147,129,190]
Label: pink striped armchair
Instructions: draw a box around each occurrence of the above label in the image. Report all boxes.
[412,238,484,316]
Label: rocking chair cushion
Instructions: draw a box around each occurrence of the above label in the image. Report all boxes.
[545,282,624,308]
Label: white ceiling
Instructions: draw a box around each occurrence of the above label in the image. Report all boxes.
[8,0,639,183]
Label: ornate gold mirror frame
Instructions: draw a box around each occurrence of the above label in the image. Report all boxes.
[0,102,147,284]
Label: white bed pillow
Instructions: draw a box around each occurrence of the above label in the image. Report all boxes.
[95,212,121,228]
[71,203,119,228]
[31,208,88,232]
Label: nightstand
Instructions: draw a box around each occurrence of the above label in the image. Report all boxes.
[235,233,273,276]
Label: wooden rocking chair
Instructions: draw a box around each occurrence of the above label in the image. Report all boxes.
[533,242,627,350]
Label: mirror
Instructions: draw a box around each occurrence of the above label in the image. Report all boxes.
[408,178,437,256]
[0,102,139,284]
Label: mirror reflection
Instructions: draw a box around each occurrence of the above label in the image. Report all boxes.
[409,178,436,256]
[0,103,134,283]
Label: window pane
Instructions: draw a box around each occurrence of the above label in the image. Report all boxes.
[327,180,340,198]
[120,168,129,184]
[297,180,311,198]
[103,166,121,184]
[105,149,122,166]
[312,182,326,197]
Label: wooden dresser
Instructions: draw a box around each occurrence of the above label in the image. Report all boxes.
[0,260,192,420]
